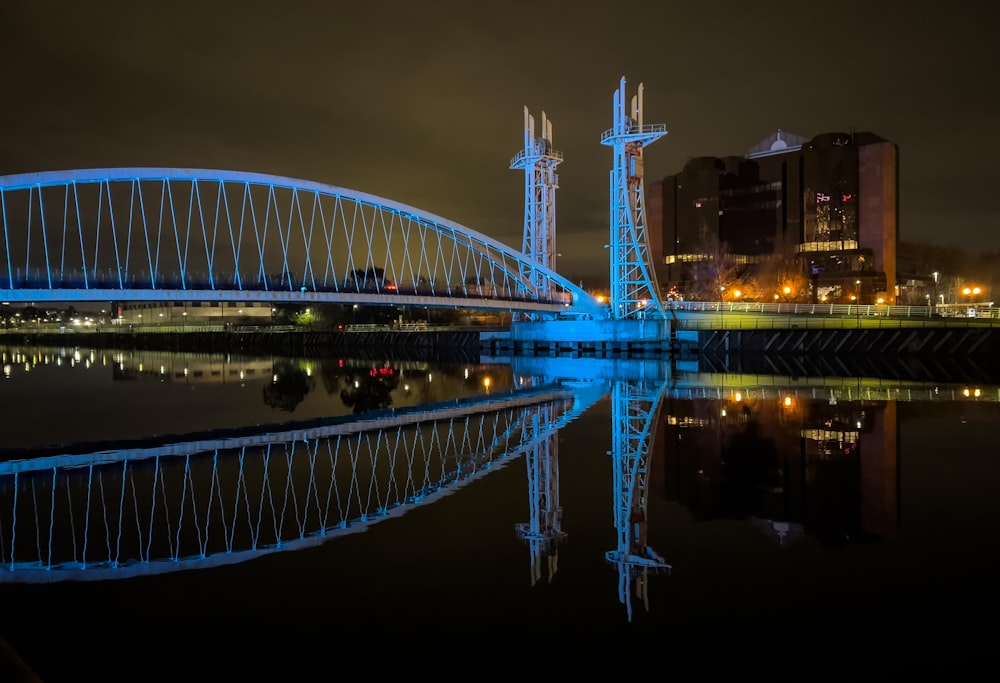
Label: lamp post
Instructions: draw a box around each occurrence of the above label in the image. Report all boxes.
[962,286,983,317]
[855,279,862,328]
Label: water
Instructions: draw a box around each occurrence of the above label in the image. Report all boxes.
[1,344,998,679]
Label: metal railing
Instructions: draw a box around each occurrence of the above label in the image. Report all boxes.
[673,315,1000,331]
[666,300,1000,319]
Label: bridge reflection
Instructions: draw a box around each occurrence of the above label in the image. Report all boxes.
[0,349,958,622]
[0,383,604,583]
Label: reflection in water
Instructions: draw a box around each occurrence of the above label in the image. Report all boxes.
[2,344,973,629]
[606,378,671,622]
[339,365,401,413]
[262,359,315,412]
[654,393,899,545]
[0,386,596,582]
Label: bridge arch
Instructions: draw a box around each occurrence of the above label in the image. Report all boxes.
[0,168,605,318]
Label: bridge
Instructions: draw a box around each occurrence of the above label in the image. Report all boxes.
[0,77,667,328]
[0,167,604,319]
[2,74,991,624]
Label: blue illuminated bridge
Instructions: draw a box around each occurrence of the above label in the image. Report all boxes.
[0,168,605,319]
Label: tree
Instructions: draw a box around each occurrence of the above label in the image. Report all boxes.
[687,235,744,301]
[750,247,808,302]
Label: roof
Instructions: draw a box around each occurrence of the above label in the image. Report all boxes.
[747,129,811,158]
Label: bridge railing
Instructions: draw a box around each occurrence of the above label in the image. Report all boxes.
[666,300,1000,319]
[672,315,1000,330]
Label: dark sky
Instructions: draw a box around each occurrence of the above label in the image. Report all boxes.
[2,1,997,280]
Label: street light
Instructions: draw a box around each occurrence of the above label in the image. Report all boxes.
[854,280,862,328]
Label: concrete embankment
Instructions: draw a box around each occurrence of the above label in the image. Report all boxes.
[0,329,484,358]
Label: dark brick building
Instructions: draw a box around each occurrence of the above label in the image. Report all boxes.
[647,130,899,304]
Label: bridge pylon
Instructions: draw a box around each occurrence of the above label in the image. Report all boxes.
[601,76,668,321]
[605,378,671,621]
[515,404,566,586]
[511,107,564,319]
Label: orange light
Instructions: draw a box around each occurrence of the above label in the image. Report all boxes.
[596,295,606,303]
[783,396,793,407]
[733,289,742,298]
[850,295,857,301]
[963,287,972,296]
[783,286,791,295]
[876,297,885,304]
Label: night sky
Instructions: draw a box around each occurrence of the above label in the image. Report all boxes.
[3,1,997,280]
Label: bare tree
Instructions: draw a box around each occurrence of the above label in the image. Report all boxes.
[687,235,744,301]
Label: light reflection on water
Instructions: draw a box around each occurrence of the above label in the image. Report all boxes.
[1,344,999,675]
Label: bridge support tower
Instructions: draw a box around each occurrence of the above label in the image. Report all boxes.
[511,107,564,318]
[601,77,668,321]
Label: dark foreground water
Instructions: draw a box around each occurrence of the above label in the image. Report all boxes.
[1,344,999,679]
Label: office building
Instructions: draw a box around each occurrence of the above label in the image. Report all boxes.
[647,130,898,304]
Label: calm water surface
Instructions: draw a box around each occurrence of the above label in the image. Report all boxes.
[1,344,998,679]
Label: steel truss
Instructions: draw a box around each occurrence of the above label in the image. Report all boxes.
[601,77,668,320]
[0,169,604,318]
[510,107,563,317]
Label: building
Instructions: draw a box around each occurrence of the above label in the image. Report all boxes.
[112,301,274,326]
[647,130,899,304]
